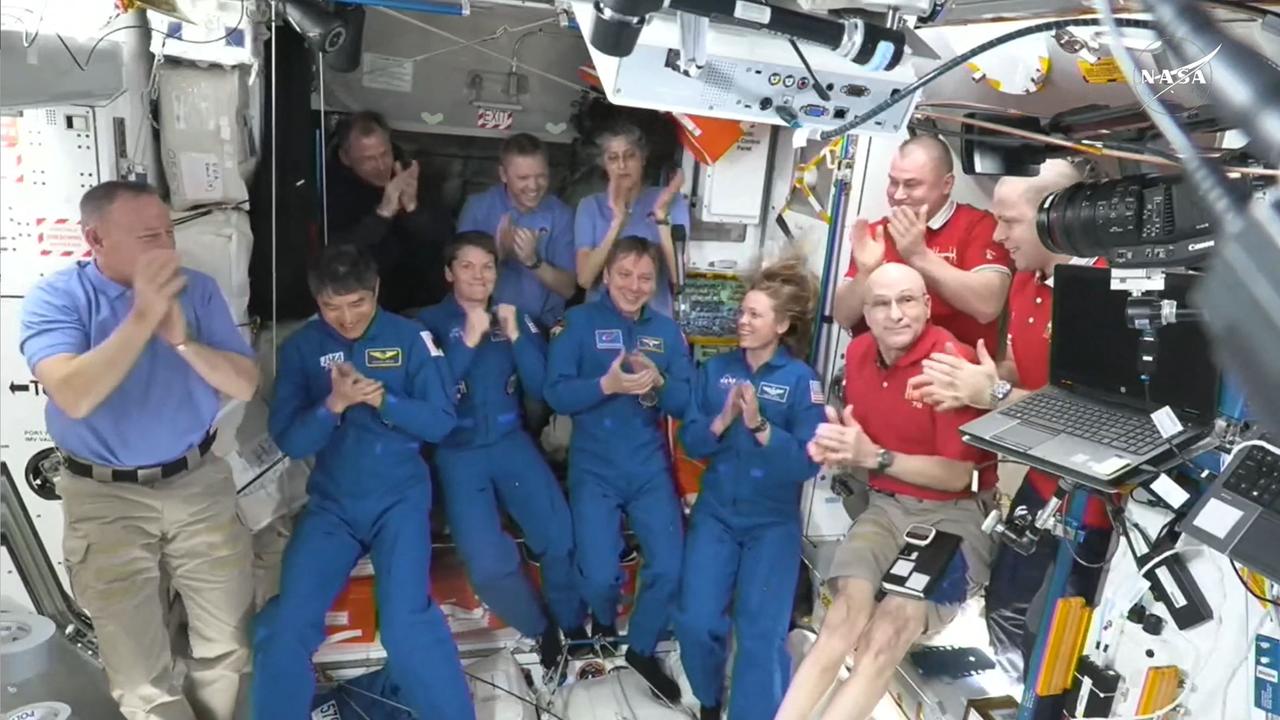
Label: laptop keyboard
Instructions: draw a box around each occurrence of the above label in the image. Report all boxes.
[1223,445,1280,512]
[1003,392,1165,455]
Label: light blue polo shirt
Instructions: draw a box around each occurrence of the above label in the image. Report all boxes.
[574,186,690,318]
[19,261,254,467]
[456,184,576,329]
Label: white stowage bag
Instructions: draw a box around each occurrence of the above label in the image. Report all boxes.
[466,652,539,720]
[158,63,252,210]
[213,396,309,534]
[173,207,252,343]
[148,1,259,68]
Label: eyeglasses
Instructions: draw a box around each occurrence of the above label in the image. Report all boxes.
[867,293,925,314]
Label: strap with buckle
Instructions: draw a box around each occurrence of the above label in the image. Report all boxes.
[61,431,218,484]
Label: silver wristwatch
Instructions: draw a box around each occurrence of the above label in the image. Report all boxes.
[989,379,1013,408]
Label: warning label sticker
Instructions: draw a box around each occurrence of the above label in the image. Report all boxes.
[35,217,89,258]
[1078,57,1125,84]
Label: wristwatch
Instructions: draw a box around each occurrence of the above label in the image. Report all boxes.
[874,448,895,474]
[524,256,544,270]
[989,379,1013,408]
[748,417,770,434]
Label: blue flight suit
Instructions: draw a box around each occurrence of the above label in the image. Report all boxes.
[675,347,825,720]
[543,294,694,654]
[417,297,582,639]
[254,310,474,720]
[457,184,577,329]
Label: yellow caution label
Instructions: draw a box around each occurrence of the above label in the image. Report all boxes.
[1079,57,1125,84]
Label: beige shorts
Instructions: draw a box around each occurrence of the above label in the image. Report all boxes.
[828,489,996,633]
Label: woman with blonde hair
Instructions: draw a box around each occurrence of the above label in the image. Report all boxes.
[675,257,827,720]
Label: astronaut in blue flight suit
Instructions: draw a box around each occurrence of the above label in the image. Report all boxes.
[455,133,578,330]
[418,231,585,671]
[544,235,694,700]
[675,260,826,720]
[254,245,474,720]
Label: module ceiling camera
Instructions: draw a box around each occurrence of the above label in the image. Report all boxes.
[282,0,349,54]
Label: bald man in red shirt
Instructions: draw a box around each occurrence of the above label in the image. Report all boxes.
[905,160,1112,679]
[777,262,997,720]
[832,135,1012,350]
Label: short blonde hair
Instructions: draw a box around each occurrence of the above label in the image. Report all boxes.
[995,159,1083,208]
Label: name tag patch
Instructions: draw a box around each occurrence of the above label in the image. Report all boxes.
[758,382,790,403]
[319,352,345,370]
[637,335,664,354]
[420,330,444,357]
[365,347,402,367]
[595,329,624,350]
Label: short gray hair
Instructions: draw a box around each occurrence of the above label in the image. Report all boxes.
[595,122,647,162]
[79,180,160,225]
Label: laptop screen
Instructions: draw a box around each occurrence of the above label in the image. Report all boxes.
[1050,265,1219,421]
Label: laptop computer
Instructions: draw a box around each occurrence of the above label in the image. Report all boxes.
[961,265,1219,484]
[1184,437,1280,582]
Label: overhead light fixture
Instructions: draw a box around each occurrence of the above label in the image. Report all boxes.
[280,0,348,54]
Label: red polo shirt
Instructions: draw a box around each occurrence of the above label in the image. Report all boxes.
[1008,259,1112,528]
[845,202,1010,350]
[844,324,998,501]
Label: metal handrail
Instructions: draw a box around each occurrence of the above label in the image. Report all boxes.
[0,461,99,658]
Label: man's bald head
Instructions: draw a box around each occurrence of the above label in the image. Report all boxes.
[866,261,927,297]
[898,135,954,176]
[864,262,932,354]
[887,135,955,219]
[991,159,1084,272]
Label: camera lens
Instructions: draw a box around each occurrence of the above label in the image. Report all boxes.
[590,0,648,57]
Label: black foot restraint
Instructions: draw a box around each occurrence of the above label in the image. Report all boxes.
[539,628,564,670]
[625,648,682,703]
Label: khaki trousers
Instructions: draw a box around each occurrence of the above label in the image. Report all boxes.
[59,456,253,720]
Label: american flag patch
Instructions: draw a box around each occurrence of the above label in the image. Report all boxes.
[810,380,825,404]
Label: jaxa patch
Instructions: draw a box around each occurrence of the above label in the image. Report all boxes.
[550,319,566,339]
[319,351,344,370]
[420,330,444,357]
[506,373,518,395]
[758,382,790,403]
[365,347,402,368]
[810,380,825,404]
[524,314,540,335]
[637,335,664,354]
[595,329,624,350]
